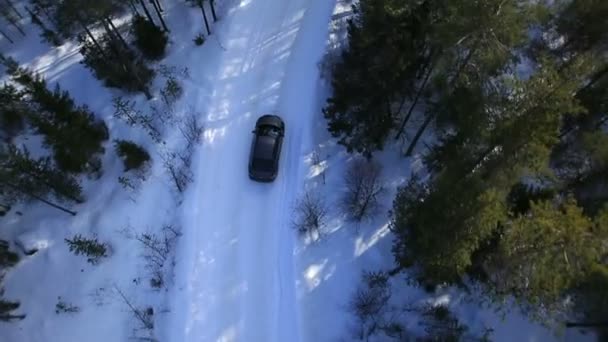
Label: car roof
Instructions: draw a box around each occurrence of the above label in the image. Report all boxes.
[254,135,276,160]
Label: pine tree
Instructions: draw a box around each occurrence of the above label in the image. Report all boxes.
[0,144,84,203]
[0,83,27,141]
[131,14,168,60]
[8,65,109,174]
[114,140,150,171]
[324,0,426,156]
[65,234,109,264]
[487,199,607,308]
[391,53,592,284]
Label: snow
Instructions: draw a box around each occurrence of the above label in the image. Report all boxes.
[167,0,336,340]
[0,0,597,342]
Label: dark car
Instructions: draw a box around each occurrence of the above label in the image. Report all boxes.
[248,115,285,182]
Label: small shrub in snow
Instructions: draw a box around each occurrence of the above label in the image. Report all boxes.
[114,140,151,172]
[123,225,181,289]
[55,297,79,314]
[179,110,204,148]
[342,158,384,221]
[65,234,109,265]
[160,76,183,107]
[293,190,328,241]
[163,150,193,193]
[118,176,136,191]
[158,64,190,80]
[193,33,205,46]
[131,15,168,60]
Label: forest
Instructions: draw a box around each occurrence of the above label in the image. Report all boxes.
[0,0,215,327]
[323,0,608,339]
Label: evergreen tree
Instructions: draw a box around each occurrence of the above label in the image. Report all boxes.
[8,65,109,174]
[131,14,168,60]
[0,144,84,203]
[0,83,27,142]
[65,234,109,264]
[323,0,428,156]
[487,199,607,307]
[114,140,150,171]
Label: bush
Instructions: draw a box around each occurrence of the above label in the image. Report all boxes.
[114,140,151,171]
[160,76,183,107]
[193,33,205,46]
[65,234,109,265]
[132,15,168,60]
[55,297,79,314]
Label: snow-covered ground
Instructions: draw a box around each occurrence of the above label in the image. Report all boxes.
[0,0,597,341]
[167,0,335,341]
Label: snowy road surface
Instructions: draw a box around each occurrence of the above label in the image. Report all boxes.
[170,0,335,341]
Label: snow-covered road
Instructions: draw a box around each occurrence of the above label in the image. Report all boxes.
[170,0,335,341]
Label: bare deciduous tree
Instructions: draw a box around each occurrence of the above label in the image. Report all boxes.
[179,110,204,148]
[130,225,181,288]
[293,190,328,241]
[162,150,193,193]
[342,158,384,221]
[349,271,404,341]
[113,285,154,330]
[112,97,162,143]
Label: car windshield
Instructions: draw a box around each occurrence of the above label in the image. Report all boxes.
[258,125,281,137]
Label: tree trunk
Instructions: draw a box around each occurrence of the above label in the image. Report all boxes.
[0,180,77,216]
[0,27,13,43]
[209,0,217,22]
[100,19,151,99]
[105,17,130,51]
[4,0,22,19]
[154,0,163,12]
[405,111,434,156]
[576,64,608,96]
[149,0,168,32]
[199,3,211,35]
[138,0,156,25]
[128,0,140,16]
[395,60,435,140]
[80,21,107,59]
